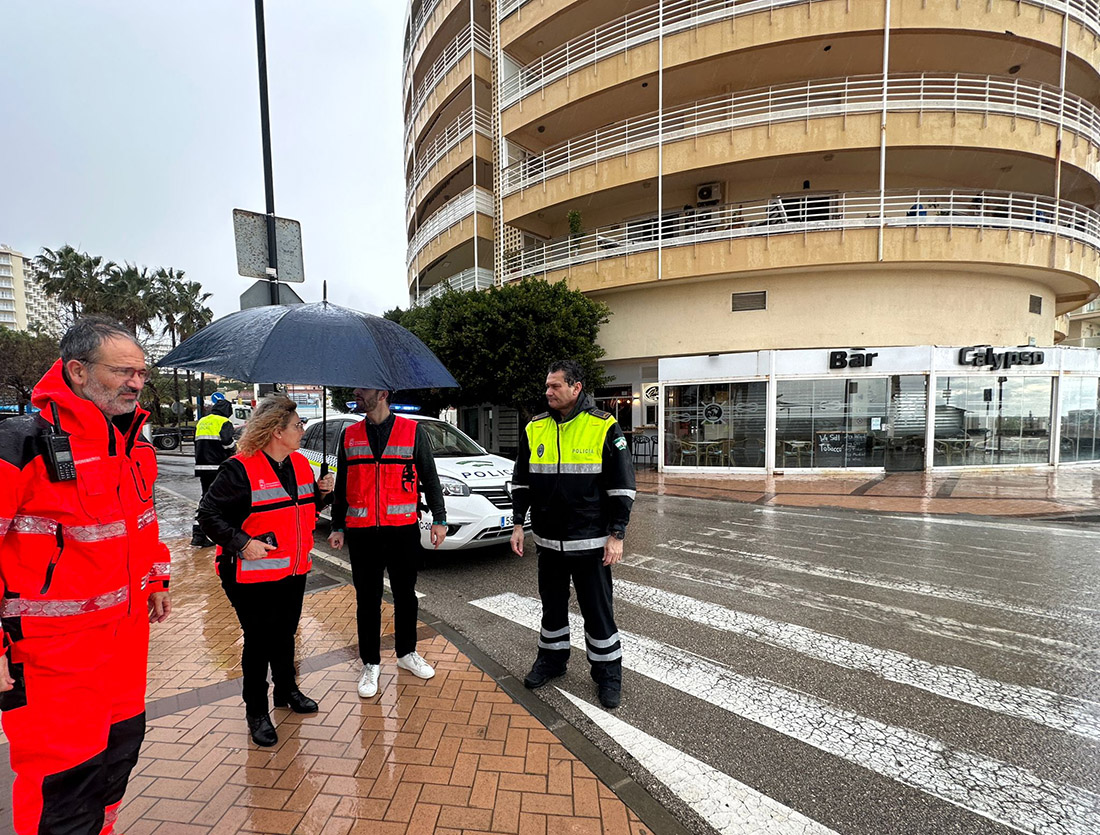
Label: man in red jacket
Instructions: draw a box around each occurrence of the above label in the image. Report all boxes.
[0,317,172,835]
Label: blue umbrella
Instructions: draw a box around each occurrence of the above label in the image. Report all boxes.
[156,300,457,390]
[157,298,457,474]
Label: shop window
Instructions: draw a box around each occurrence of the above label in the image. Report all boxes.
[934,376,1053,466]
[664,382,767,468]
[775,377,891,468]
[732,291,766,312]
[1059,377,1100,463]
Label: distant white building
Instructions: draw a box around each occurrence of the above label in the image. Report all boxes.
[0,245,61,336]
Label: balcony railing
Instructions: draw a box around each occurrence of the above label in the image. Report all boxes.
[503,73,1100,195]
[412,267,496,305]
[407,107,492,205]
[499,0,1100,110]
[503,189,1100,280]
[408,186,496,265]
[406,24,491,144]
[1071,300,1100,315]
[499,0,531,20]
[404,0,447,69]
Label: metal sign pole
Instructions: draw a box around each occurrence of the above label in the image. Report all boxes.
[254,0,280,305]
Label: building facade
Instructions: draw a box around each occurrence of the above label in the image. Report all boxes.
[0,245,60,335]
[403,0,1100,470]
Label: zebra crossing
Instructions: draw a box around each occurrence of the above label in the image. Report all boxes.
[467,508,1100,835]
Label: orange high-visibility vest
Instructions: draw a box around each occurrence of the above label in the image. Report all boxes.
[216,451,316,583]
[343,417,419,527]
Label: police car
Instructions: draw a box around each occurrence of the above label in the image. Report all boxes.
[299,412,528,551]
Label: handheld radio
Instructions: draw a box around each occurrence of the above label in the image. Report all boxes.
[43,402,77,482]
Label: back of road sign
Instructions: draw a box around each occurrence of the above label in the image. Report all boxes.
[233,208,305,283]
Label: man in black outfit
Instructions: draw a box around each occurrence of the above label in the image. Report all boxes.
[327,389,447,699]
[191,397,236,547]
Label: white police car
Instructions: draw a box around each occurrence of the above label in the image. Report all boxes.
[299,412,528,551]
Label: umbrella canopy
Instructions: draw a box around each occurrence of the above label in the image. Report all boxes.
[156,301,458,390]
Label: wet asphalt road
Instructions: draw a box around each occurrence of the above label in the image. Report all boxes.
[155,452,1100,835]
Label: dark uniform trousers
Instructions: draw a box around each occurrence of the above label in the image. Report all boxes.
[220,570,307,714]
[192,473,218,539]
[535,546,622,684]
[347,525,421,664]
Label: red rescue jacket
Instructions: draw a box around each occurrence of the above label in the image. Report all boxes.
[0,360,170,640]
[343,417,419,528]
[215,451,316,583]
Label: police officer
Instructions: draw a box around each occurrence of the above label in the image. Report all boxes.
[191,397,235,547]
[510,360,635,709]
[327,388,447,700]
[0,317,172,834]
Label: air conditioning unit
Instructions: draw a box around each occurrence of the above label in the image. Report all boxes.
[696,182,722,206]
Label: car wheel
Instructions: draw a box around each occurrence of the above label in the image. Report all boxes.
[155,434,179,451]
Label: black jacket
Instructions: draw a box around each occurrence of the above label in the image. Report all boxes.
[512,393,635,550]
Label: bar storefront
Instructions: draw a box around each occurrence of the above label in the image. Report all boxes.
[658,346,1100,472]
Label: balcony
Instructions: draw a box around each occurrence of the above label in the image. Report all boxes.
[407,107,492,214]
[503,74,1100,200]
[411,267,495,306]
[408,186,496,267]
[499,0,1100,114]
[405,24,491,146]
[504,189,1100,289]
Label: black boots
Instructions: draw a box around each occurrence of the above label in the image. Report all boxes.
[190,525,213,548]
[246,712,277,747]
[523,658,567,689]
[591,665,622,709]
[273,689,318,714]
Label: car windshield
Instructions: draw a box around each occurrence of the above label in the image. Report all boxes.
[418,420,485,456]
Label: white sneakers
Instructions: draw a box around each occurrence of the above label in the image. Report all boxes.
[396,651,436,680]
[356,653,435,699]
[357,664,380,698]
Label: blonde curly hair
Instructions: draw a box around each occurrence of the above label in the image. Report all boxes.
[238,395,299,457]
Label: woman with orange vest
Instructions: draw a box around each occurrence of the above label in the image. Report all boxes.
[197,395,334,747]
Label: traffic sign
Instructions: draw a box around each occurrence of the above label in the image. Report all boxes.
[232,208,305,283]
[240,280,304,310]
[211,392,227,403]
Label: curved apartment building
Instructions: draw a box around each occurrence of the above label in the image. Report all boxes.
[406,0,1100,471]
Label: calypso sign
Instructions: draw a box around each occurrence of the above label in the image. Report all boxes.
[958,346,1045,371]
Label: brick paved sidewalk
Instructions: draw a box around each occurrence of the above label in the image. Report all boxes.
[0,537,655,835]
[637,467,1100,517]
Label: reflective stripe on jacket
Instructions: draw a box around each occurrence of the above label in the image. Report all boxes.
[0,360,170,638]
[344,417,420,527]
[194,414,234,474]
[513,398,635,550]
[215,451,316,583]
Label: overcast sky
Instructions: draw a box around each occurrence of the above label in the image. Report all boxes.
[2,0,409,320]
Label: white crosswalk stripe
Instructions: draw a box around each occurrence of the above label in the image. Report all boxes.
[558,689,838,835]
[614,578,1100,740]
[663,535,1100,626]
[471,592,1100,835]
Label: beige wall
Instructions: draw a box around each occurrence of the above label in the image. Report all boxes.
[501,0,1097,138]
[593,268,1060,361]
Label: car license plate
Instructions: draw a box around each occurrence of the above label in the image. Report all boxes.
[500,515,513,528]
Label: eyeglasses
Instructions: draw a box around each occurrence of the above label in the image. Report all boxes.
[88,362,151,382]
[288,420,306,430]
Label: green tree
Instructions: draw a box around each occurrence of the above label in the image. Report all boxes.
[87,264,158,337]
[392,278,610,420]
[0,329,60,413]
[32,246,116,324]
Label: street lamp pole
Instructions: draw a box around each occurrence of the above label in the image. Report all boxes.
[254,0,280,306]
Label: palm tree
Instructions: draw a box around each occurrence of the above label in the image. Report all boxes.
[32,246,116,323]
[89,264,158,338]
[177,280,213,419]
